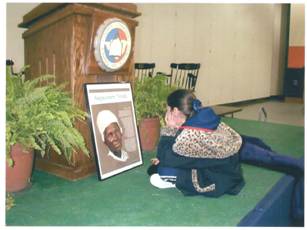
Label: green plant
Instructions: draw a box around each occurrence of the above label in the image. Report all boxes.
[6,193,15,210]
[133,75,178,125]
[6,66,89,166]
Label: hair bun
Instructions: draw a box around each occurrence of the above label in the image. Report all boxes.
[192,99,202,112]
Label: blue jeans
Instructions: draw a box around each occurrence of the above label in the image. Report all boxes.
[240,135,304,222]
[239,135,304,177]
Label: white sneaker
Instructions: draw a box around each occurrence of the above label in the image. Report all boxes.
[150,174,176,189]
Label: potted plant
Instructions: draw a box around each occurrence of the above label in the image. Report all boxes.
[6,66,89,192]
[133,75,177,151]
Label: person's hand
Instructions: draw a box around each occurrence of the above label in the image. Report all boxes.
[151,158,160,165]
[165,110,178,128]
[165,107,186,128]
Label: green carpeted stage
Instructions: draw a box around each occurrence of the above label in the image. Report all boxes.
[6,118,304,226]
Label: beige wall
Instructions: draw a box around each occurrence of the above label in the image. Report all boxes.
[6,3,39,70]
[135,4,288,105]
[289,4,305,46]
[7,3,291,105]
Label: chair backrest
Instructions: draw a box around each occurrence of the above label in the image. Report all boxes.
[134,63,155,81]
[6,59,17,76]
[169,63,201,90]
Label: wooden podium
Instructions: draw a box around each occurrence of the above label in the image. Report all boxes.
[19,3,140,180]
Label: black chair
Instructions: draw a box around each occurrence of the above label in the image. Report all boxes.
[134,63,155,81]
[6,59,17,75]
[157,63,201,91]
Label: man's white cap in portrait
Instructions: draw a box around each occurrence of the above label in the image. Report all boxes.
[96,110,122,142]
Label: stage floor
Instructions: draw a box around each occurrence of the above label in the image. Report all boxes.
[6,118,304,226]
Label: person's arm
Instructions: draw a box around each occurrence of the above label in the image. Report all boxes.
[157,135,231,169]
[173,122,242,159]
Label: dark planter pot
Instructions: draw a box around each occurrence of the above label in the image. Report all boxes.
[6,144,34,192]
[139,117,161,152]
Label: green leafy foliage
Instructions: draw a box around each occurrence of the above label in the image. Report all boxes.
[133,75,178,125]
[6,66,89,166]
[6,193,15,210]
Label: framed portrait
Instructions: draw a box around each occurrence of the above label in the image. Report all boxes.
[84,83,143,180]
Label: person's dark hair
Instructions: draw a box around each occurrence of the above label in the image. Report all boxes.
[167,89,197,118]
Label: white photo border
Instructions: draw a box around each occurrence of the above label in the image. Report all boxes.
[84,82,143,180]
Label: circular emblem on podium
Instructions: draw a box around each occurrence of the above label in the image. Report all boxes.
[94,18,132,72]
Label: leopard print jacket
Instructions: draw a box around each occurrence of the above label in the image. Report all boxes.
[160,122,242,159]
